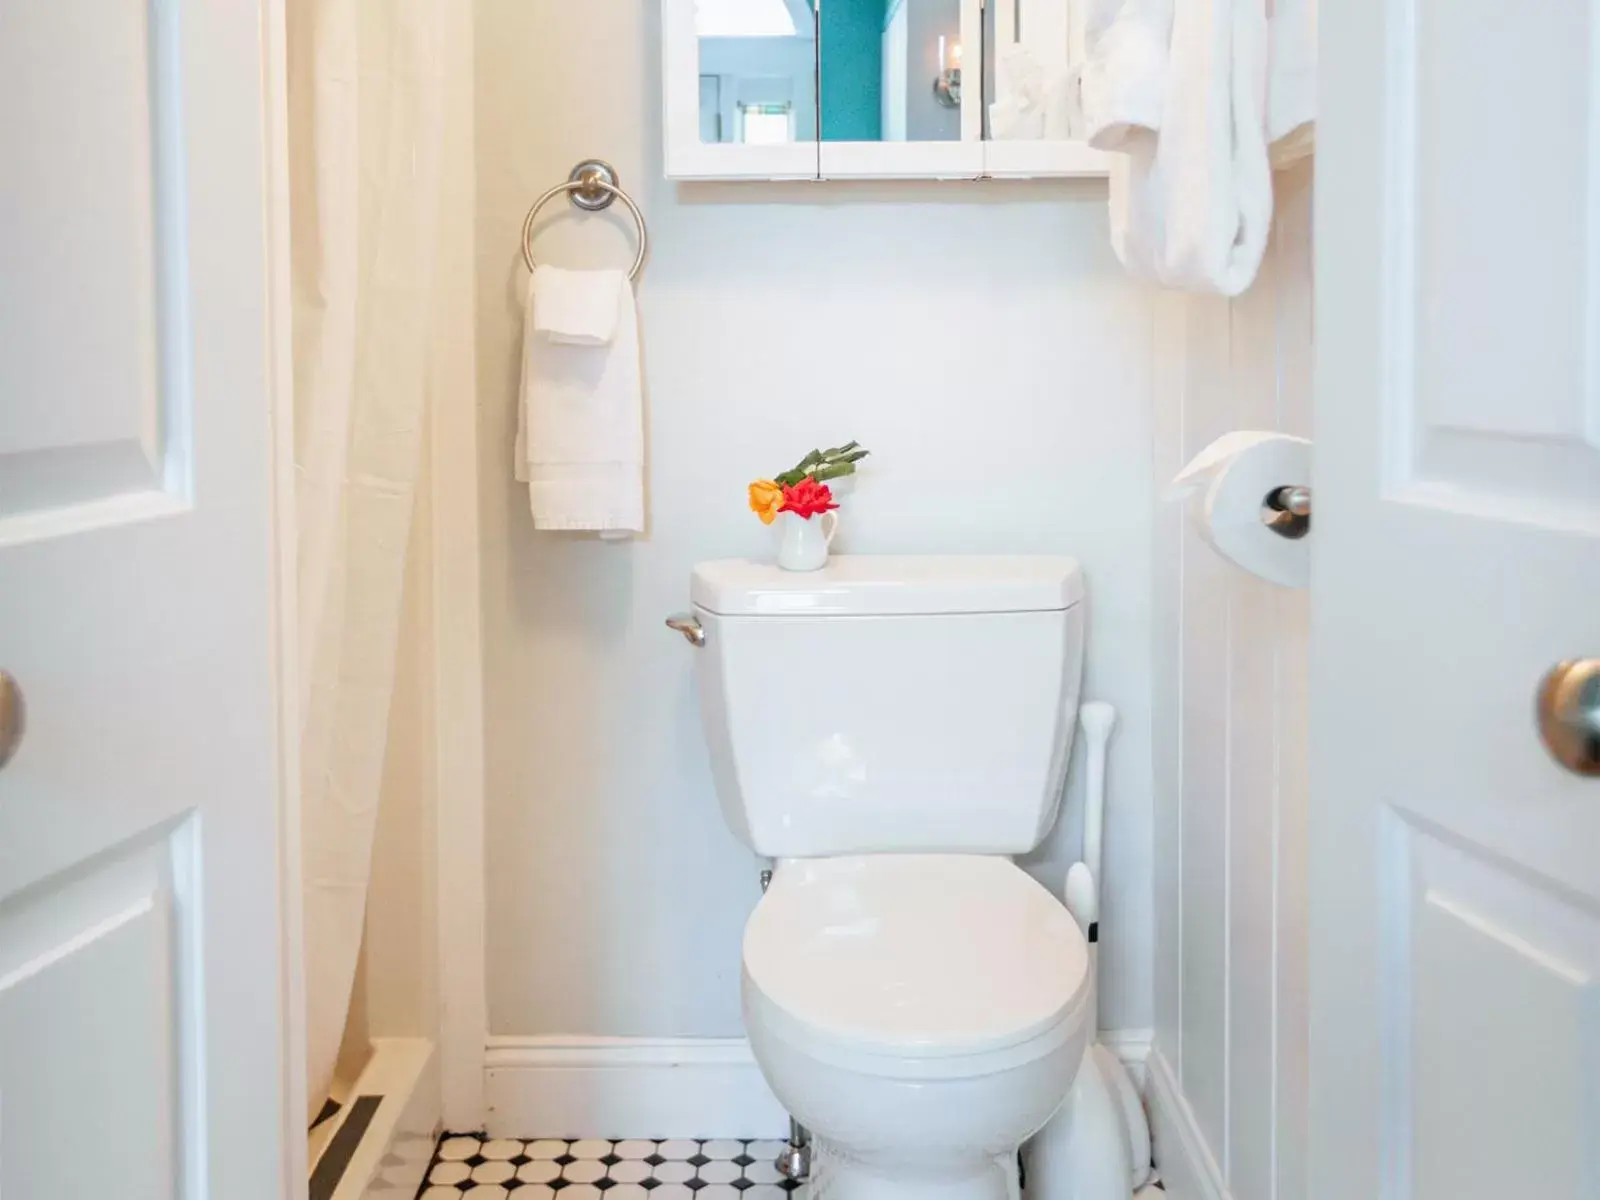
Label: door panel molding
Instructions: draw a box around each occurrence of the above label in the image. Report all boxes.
[0,0,195,544]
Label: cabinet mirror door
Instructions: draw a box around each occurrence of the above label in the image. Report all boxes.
[818,0,983,178]
[667,0,820,179]
[697,0,818,146]
[982,0,1109,176]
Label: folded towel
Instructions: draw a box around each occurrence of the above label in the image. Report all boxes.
[992,46,1084,141]
[1104,0,1274,296]
[530,265,625,346]
[515,272,645,533]
[1081,0,1174,150]
[991,44,1050,140]
[1267,0,1316,166]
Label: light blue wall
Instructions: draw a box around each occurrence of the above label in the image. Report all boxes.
[699,35,818,142]
[820,0,883,140]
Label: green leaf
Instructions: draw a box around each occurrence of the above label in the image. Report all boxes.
[772,443,868,488]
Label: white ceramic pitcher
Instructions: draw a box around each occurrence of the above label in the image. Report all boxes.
[775,510,839,571]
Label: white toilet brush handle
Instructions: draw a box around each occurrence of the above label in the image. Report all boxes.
[1079,702,1117,887]
[1064,861,1100,1032]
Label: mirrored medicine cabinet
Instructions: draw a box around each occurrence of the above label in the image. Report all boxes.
[662,0,1112,180]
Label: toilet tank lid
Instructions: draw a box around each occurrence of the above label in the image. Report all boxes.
[691,555,1084,617]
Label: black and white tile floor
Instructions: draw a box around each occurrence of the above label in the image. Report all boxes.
[417,1135,1167,1198]
[417,1136,807,1198]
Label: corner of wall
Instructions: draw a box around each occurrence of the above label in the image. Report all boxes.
[1147,1047,1230,1200]
[1144,171,1314,1200]
[430,0,488,1133]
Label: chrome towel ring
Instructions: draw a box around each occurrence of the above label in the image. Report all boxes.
[521,159,648,281]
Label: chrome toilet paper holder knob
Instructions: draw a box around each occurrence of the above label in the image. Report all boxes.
[1262,485,1312,540]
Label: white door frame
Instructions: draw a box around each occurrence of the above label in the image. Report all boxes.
[429,200,490,1135]
[262,0,309,1189]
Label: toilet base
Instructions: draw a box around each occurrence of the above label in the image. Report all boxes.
[807,1141,1022,1200]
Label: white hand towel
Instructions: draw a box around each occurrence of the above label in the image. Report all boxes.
[1267,0,1316,167]
[1081,0,1174,149]
[530,265,625,346]
[515,272,645,534]
[1105,0,1274,296]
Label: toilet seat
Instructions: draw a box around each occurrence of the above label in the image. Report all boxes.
[743,855,1091,1075]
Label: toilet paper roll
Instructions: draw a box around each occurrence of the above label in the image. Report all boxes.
[1167,431,1311,589]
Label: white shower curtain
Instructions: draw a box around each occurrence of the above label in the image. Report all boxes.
[288,0,446,1122]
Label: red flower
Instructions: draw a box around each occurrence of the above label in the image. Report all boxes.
[780,476,839,520]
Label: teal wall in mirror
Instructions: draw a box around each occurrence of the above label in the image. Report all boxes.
[821,0,963,144]
[819,0,883,141]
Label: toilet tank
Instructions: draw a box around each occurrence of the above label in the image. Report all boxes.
[689,556,1085,858]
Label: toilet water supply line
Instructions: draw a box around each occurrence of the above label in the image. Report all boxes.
[762,867,813,1182]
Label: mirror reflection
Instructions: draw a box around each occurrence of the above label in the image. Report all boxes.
[696,0,818,144]
[983,0,1078,140]
[691,0,1083,152]
[822,0,965,142]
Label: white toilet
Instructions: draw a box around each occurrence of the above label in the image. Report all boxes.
[678,555,1094,1200]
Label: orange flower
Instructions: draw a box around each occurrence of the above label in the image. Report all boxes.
[748,478,784,525]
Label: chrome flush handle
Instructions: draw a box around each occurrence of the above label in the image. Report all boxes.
[0,671,23,770]
[665,613,705,648]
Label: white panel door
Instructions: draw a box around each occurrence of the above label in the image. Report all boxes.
[0,2,290,1198]
[1313,0,1600,1197]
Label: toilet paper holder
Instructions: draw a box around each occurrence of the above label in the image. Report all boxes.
[1262,485,1312,540]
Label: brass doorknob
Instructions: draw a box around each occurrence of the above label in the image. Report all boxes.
[0,671,24,770]
[1536,659,1600,777]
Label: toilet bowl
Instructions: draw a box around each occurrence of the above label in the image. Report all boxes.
[741,854,1093,1200]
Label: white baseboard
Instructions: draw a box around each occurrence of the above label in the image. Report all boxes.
[482,1030,1157,1143]
[1145,1047,1230,1200]
[483,1036,790,1140]
[1099,1027,1154,1091]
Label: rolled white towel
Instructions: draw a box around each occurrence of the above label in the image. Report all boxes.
[1267,0,1316,166]
[1081,0,1174,150]
[1106,0,1274,297]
